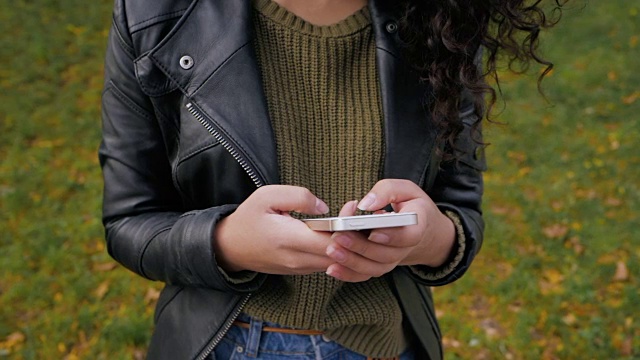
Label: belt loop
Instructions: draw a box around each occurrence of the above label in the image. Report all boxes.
[245,316,263,358]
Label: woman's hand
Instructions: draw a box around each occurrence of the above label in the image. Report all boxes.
[325,179,456,282]
[213,185,334,275]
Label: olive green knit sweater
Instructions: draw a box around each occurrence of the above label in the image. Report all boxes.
[243,0,407,357]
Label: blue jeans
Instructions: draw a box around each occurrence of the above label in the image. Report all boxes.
[209,314,415,360]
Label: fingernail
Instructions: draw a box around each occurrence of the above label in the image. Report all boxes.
[316,198,330,214]
[357,193,376,211]
[327,246,346,263]
[326,265,339,278]
[368,233,390,244]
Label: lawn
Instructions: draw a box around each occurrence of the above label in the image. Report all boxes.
[0,0,638,359]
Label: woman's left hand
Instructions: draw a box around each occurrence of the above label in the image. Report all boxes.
[325,179,456,282]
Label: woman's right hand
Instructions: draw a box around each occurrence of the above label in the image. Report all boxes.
[213,185,334,275]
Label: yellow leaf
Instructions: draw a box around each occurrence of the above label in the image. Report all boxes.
[544,269,564,285]
[540,269,565,295]
[598,253,618,264]
[517,167,531,177]
[562,313,577,326]
[622,91,640,105]
[0,332,26,349]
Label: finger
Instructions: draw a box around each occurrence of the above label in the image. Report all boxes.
[256,185,329,215]
[368,228,422,248]
[276,253,334,275]
[357,179,425,211]
[338,200,358,217]
[326,263,371,282]
[326,263,389,283]
[326,238,400,275]
[330,232,407,263]
[283,226,335,257]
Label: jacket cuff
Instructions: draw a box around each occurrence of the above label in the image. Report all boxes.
[407,211,466,281]
[217,267,261,285]
[143,204,267,292]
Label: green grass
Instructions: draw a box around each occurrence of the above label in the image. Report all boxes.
[0,0,638,359]
[436,1,640,359]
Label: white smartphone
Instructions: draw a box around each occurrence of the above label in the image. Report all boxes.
[303,212,417,232]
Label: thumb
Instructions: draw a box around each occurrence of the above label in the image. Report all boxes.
[356,179,423,211]
[338,200,358,217]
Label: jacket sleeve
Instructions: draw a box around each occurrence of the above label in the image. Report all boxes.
[405,92,486,287]
[98,3,266,292]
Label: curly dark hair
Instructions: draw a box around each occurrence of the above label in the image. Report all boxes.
[396,0,566,159]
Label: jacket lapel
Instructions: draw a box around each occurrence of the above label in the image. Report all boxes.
[138,0,280,186]
[369,0,439,186]
[135,0,437,188]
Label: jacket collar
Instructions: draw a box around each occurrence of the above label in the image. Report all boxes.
[136,0,437,187]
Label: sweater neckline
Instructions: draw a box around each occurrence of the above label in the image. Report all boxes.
[253,0,371,38]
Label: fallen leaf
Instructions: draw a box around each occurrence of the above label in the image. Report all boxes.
[473,349,493,360]
[544,269,564,284]
[542,224,569,239]
[1,332,26,348]
[625,317,633,329]
[605,197,623,207]
[480,318,504,338]
[133,348,146,360]
[620,336,633,356]
[92,262,117,272]
[442,337,461,349]
[562,313,577,326]
[540,269,565,295]
[565,236,585,255]
[144,287,161,305]
[507,151,527,164]
[551,200,564,211]
[613,261,629,282]
[622,92,639,105]
[94,281,110,299]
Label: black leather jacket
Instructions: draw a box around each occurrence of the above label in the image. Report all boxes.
[99,0,485,359]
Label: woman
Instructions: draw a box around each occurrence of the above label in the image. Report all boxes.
[99,0,562,359]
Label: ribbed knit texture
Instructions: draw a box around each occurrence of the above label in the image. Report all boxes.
[243,0,406,357]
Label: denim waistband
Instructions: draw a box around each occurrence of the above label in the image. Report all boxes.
[209,313,413,360]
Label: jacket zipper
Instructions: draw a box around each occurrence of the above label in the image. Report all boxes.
[186,102,265,188]
[195,294,252,360]
[186,102,264,359]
